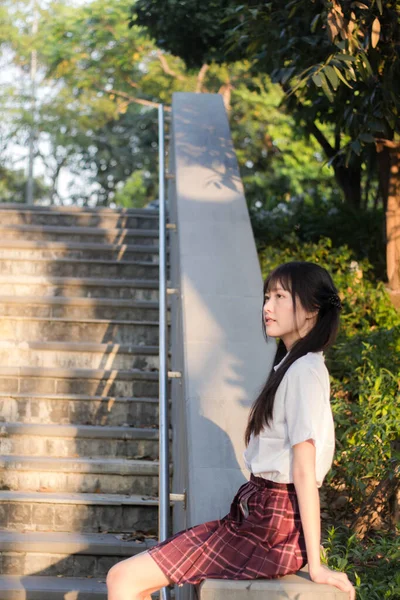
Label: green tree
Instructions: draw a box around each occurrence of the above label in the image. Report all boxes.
[1,0,339,210]
[133,0,400,288]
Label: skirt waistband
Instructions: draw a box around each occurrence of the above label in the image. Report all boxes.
[250,473,296,492]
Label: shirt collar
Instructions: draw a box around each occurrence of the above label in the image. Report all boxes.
[273,351,290,371]
[273,350,323,371]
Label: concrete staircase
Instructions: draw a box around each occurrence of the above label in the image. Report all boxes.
[0,204,170,599]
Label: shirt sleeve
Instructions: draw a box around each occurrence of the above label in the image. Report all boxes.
[284,364,325,448]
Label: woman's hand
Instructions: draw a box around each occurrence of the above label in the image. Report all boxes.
[310,564,356,600]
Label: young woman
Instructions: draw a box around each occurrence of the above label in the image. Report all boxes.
[106,261,356,600]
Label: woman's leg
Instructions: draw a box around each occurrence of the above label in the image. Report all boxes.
[106,550,173,600]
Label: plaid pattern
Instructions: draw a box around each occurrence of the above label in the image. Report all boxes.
[147,474,307,586]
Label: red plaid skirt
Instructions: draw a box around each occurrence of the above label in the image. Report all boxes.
[147,474,307,586]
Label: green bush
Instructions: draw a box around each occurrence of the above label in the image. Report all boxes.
[322,525,400,600]
[252,198,386,280]
[258,236,400,597]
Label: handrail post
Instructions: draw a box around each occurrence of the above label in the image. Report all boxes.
[158,103,171,600]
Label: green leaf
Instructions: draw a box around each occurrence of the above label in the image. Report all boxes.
[336,54,357,63]
[351,139,362,155]
[312,72,322,87]
[359,133,375,143]
[281,66,296,84]
[320,71,334,101]
[376,0,383,14]
[332,65,353,89]
[360,53,373,76]
[324,65,339,90]
[310,13,320,33]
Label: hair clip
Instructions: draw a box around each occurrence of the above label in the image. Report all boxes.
[329,294,342,310]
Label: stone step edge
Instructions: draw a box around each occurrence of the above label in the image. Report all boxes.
[0,392,161,403]
[0,455,168,476]
[0,275,159,288]
[0,240,160,252]
[0,316,159,326]
[0,224,160,237]
[0,490,163,506]
[0,575,108,597]
[0,422,166,440]
[0,296,160,309]
[0,203,159,216]
[0,576,167,599]
[0,257,160,267]
[0,366,159,381]
[0,341,160,355]
[0,529,157,555]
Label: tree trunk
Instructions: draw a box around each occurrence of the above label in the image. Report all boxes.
[305,118,362,207]
[332,162,362,208]
[376,140,400,289]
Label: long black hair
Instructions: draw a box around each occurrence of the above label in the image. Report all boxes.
[244,261,342,446]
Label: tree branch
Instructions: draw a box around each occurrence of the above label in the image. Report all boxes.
[282,85,336,159]
[126,78,139,89]
[335,123,341,152]
[218,81,232,111]
[108,88,171,111]
[307,120,336,159]
[196,64,209,93]
[156,50,185,81]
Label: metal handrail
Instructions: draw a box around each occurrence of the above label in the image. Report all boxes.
[158,104,171,600]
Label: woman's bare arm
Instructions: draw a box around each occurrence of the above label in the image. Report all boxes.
[292,440,355,600]
[292,439,321,572]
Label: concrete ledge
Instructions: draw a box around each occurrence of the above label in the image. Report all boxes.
[199,572,348,599]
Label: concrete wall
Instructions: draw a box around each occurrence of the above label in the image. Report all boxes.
[168,92,276,532]
[167,91,348,600]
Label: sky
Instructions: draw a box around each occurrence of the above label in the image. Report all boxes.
[1,0,101,205]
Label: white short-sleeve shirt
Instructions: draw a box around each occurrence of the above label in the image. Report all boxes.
[243,350,335,488]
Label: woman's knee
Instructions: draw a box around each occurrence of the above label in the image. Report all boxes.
[106,551,168,594]
[106,558,137,590]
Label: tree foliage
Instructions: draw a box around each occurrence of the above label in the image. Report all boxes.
[0,0,339,209]
[134,0,400,286]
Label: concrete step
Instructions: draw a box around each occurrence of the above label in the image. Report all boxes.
[0,366,160,397]
[0,207,159,229]
[0,239,161,262]
[0,529,158,578]
[0,275,159,300]
[0,422,170,460]
[0,393,160,427]
[0,203,158,215]
[0,340,162,370]
[0,575,165,600]
[0,316,160,344]
[0,490,160,533]
[0,575,109,600]
[0,224,160,245]
[0,257,160,279]
[0,296,160,321]
[0,455,165,495]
